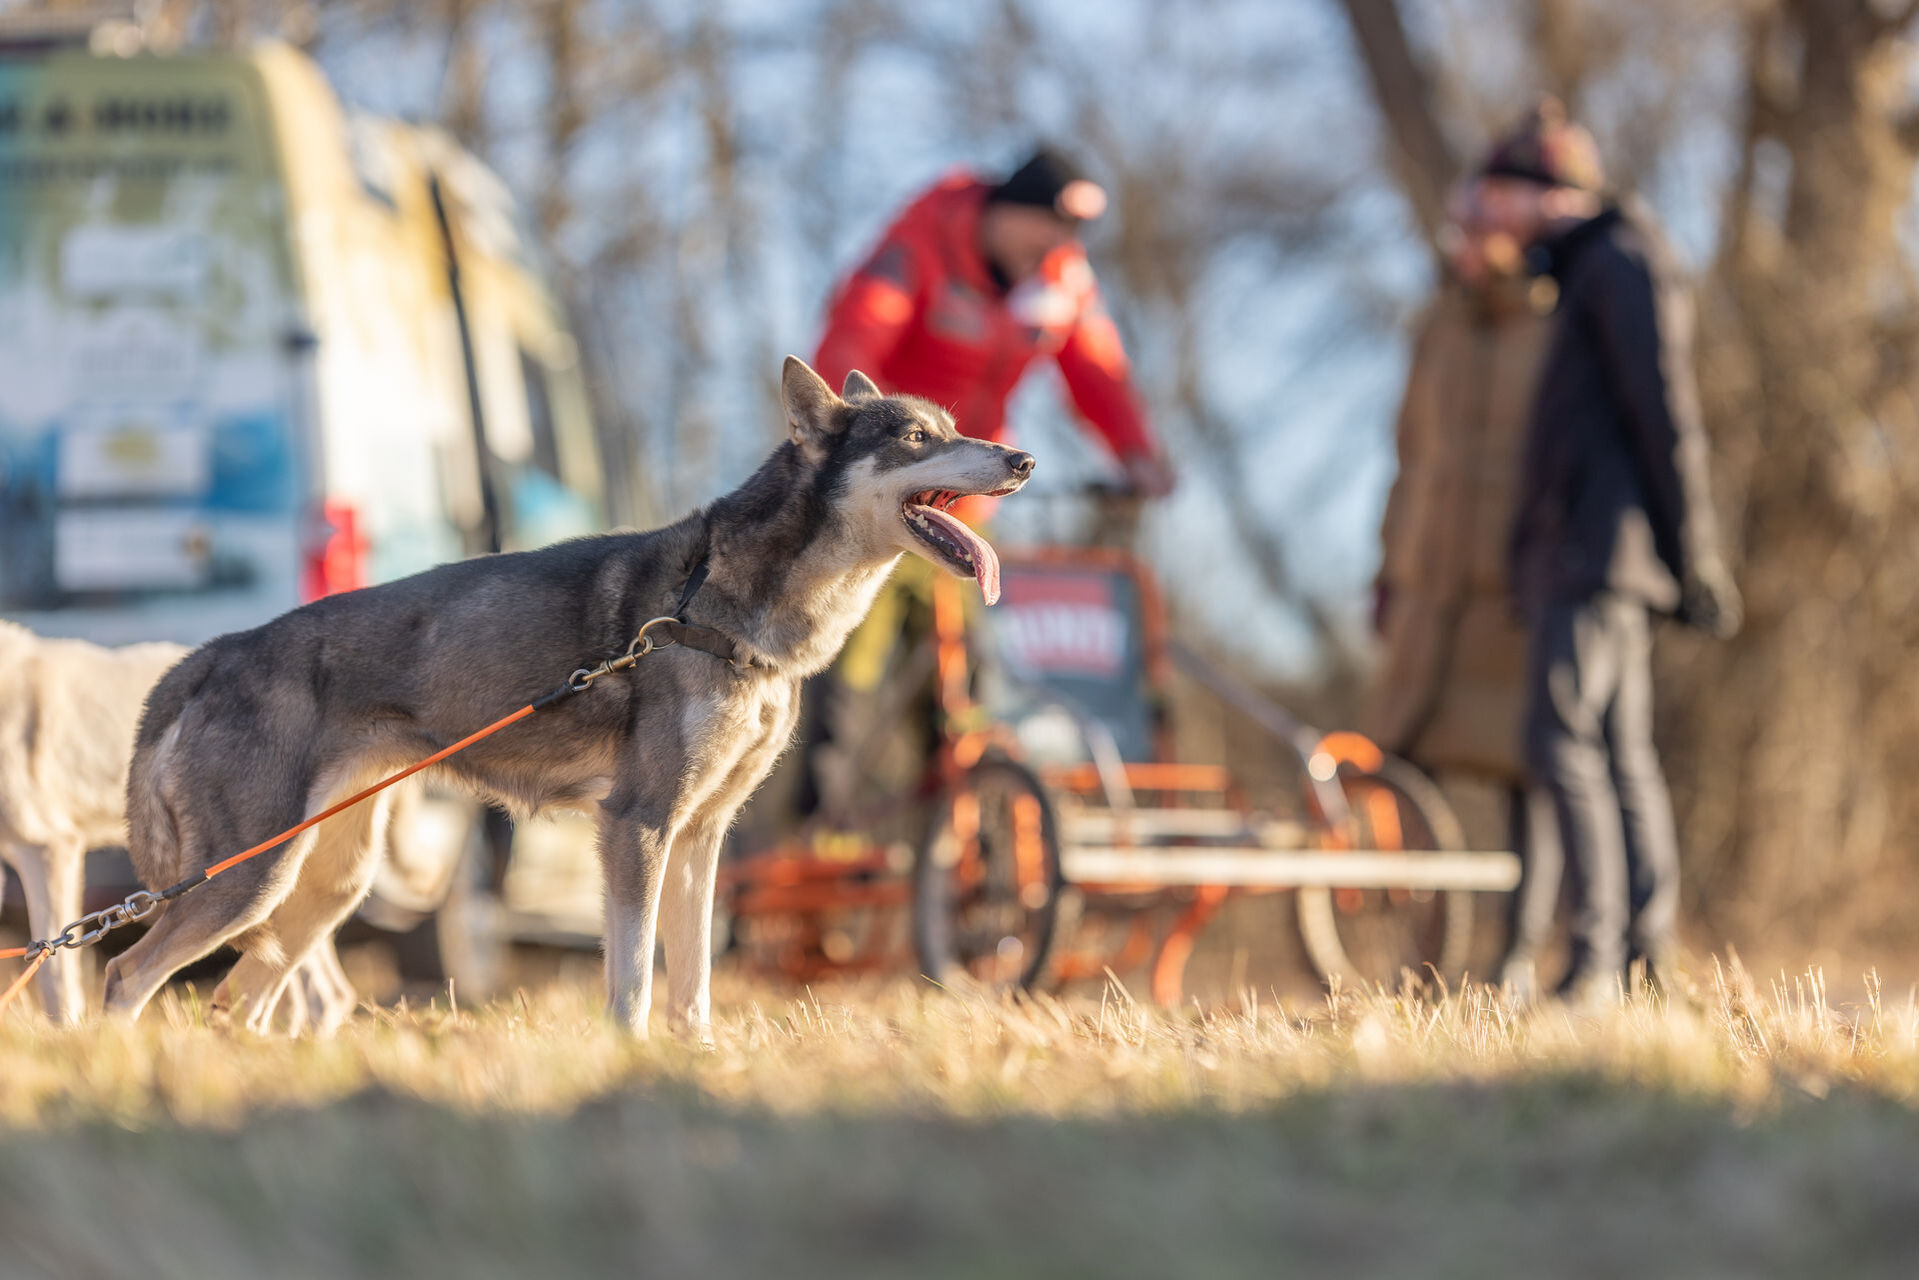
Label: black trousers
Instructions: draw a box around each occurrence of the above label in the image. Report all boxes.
[1502,782,1562,963]
[1522,593,1680,979]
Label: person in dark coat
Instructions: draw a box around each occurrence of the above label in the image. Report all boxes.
[1478,101,1742,1005]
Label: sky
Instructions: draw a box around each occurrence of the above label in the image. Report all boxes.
[305,0,1748,680]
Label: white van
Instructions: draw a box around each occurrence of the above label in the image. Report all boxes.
[0,40,603,640]
[0,36,614,989]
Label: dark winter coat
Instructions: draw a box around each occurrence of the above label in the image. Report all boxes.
[1508,205,1723,614]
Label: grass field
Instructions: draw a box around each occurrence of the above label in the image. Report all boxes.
[2,959,1917,1279]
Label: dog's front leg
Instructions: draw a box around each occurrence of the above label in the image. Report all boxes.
[599,797,676,1038]
[659,810,728,1045]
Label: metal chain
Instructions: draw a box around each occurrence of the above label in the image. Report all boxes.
[24,889,161,962]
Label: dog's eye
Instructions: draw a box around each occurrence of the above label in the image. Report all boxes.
[906,429,926,444]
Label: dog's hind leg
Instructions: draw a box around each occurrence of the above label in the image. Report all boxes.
[218,792,387,1036]
[247,956,313,1036]
[102,825,315,1022]
[213,944,352,1037]
[246,941,354,1036]
[295,940,358,1036]
[11,838,88,1024]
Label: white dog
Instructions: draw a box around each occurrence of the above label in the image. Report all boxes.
[0,621,354,1030]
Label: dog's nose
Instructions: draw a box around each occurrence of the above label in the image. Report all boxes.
[1008,451,1036,477]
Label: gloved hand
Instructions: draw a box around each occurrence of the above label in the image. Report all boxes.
[1119,450,1176,499]
[1372,580,1392,637]
[1679,557,1742,639]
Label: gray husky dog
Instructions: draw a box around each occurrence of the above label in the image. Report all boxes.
[109,357,1034,1036]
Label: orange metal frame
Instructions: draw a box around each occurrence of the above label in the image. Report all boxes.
[722,546,1397,1007]
[722,567,1004,982]
[1001,547,1254,1005]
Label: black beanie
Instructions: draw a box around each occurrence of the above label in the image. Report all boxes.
[1481,98,1606,192]
[987,146,1099,216]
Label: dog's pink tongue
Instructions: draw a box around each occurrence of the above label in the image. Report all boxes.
[972,532,1002,605]
[918,506,1003,605]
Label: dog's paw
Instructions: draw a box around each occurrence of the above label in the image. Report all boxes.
[672,1020,717,1051]
[605,998,652,1040]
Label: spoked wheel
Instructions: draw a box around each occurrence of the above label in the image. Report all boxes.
[1297,756,1475,989]
[914,755,1064,990]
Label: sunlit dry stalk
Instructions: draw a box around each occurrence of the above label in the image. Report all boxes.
[0,955,1914,1132]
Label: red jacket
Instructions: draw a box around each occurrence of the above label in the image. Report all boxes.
[814,175,1156,461]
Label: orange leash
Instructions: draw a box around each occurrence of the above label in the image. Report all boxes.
[0,951,48,1011]
[0,699,542,1019]
[0,613,690,1020]
[203,703,538,878]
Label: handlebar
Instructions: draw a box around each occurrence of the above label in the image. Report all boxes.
[1015,481,1148,504]
[1003,480,1149,553]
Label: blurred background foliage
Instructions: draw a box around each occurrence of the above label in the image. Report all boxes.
[16,0,1919,953]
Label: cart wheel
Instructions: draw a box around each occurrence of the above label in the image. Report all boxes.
[914,755,1064,991]
[1297,757,1475,989]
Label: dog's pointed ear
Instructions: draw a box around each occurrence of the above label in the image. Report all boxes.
[782,356,844,452]
[841,369,883,401]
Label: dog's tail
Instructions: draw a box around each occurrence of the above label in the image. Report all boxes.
[124,645,221,890]
[125,721,190,892]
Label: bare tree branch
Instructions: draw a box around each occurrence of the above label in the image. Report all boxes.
[1333,0,1460,250]
[1872,0,1919,36]
[534,0,585,245]
[1712,2,1779,278]
[436,0,489,151]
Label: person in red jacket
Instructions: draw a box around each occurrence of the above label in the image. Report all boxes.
[782,149,1170,825]
[814,146,1174,497]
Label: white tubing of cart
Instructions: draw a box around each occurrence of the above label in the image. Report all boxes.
[1166,642,1352,829]
[1059,848,1522,892]
[1061,808,1309,844]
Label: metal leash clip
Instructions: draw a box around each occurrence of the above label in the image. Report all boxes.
[569,617,681,692]
[625,616,680,659]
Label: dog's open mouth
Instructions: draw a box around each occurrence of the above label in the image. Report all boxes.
[902,487,1018,604]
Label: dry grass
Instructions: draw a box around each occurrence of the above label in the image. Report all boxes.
[1,957,1917,1278]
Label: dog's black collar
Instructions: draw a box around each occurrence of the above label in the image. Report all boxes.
[674,551,713,617]
[643,618,759,668]
[542,534,762,711]
[655,533,766,671]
